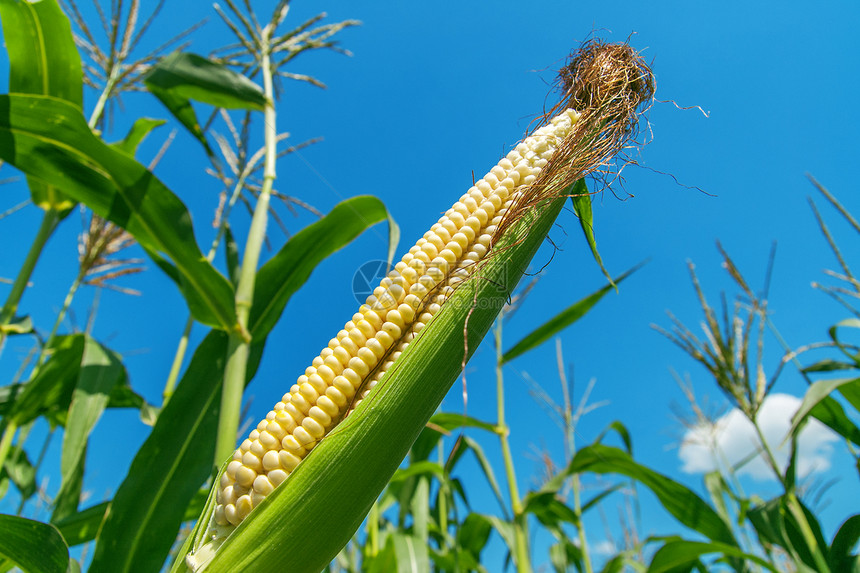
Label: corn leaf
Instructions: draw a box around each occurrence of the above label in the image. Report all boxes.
[1,446,35,500]
[0,0,82,214]
[828,514,860,572]
[0,94,238,332]
[7,334,85,427]
[502,261,644,364]
[410,412,496,462]
[549,539,582,573]
[110,118,167,157]
[88,331,258,573]
[570,178,612,285]
[92,197,390,572]
[789,377,860,446]
[0,514,69,573]
[457,513,493,564]
[143,52,266,155]
[390,532,430,573]
[646,538,781,573]
[200,196,568,572]
[565,444,737,546]
[224,224,241,290]
[53,338,125,521]
[0,315,32,336]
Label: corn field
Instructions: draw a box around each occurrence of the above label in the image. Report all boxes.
[0,1,857,572]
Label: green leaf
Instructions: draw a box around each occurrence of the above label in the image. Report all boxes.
[570,178,612,285]
[2,445,35,500]
[0,315,32,335]
[111,118,167,157]
[522,491,579,529]
[457,513,492,563]
[250,196,392,340]
[224,224,241,290]
[410,412,497,463]
[0,94,238,332]
[829,514,860,572]
[789,377,860,446]
[502,261,644,364]
[748,496,829,572]
[451,436,508,518]
[0,0,82,213]
[646,538,780,573]
[390,532,430,573]
[0,514,69,573]
[88,331,261,573]
[54,489,208,548]
[143,52,266,154]
[566,444,737,546]
[8,334,85,427]
[145,52,266,110]
[199,196,571,571]
[53,337,125,521]
[53,502,108,548]
[410,477,429,543]
[549,539,583,573]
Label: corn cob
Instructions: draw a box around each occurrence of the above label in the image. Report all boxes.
[210,107,582,529]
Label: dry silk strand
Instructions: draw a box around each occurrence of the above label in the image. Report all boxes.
[208,107,582,532]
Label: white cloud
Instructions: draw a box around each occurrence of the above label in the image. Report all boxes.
[678,393,838,481]
[590,540,616,557]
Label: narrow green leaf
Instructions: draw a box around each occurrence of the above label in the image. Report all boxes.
[502,261,644,364]
[8,334,85,427]
[111,118,167,157]
[390,532,429,573]
[570,178,612,284]
[828,514,860,572]
[224,224,241,290]
[566,444,736,546]
[457,513,492,562]
[453,436,508,518]
[53,501,108,547]
[410,477,429,543]
[522,491,579,529]
[143,52,266,154]
[145,52,265,110]
[748,496,828,571]
[202,196,570,572]
[596,420,634,454]
[549,539,583,573]
[89,331,261,573]
[0,94,238,332]
[789,377,860,445]
[646,539,780,573]
[250,196,391,340]
[0,0,82,213]
[0,514,69,573]
[802,359,859,373]
[0,315,32,335]
[410,412,497,463]
[2,445,35,500]
[54,489,208,548]
[581,483,624,514]
[53,337,125,521]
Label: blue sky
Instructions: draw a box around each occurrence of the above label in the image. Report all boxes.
[2,0,859,568]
